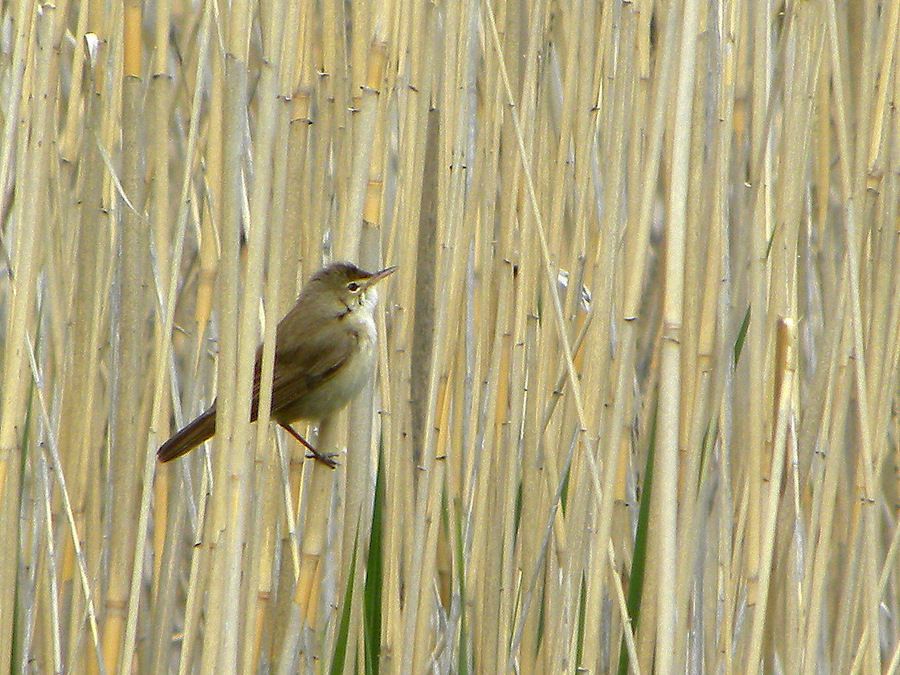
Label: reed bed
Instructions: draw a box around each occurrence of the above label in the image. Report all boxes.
[0,0,896,672]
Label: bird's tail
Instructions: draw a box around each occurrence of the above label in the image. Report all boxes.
[158,407,217,462]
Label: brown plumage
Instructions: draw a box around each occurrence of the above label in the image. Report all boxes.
[158,261,395,465]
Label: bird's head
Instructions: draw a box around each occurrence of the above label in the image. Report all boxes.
[312,261,397,316]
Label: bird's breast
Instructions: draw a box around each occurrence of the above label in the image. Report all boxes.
[289,315,376,421]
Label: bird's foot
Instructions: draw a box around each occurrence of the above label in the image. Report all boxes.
[280,423,339,469]
[305,449,340,468]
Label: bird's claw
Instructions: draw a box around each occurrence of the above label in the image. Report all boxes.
[305,450,340,468]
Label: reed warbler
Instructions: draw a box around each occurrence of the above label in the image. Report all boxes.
[157,261,396,467]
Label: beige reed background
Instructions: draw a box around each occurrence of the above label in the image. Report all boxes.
[0,0,897,672]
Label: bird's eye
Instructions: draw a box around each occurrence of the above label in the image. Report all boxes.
[347,281,361,293]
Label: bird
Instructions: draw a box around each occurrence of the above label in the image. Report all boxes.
[157,261,396,466]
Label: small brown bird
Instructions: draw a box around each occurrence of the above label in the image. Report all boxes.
[158,262,396,466]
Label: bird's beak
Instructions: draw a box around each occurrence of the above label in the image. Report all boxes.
[367,266,397,286]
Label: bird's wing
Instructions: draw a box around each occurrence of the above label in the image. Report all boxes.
[249,326,358,421]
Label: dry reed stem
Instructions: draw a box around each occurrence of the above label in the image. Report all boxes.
[0,0,896,672]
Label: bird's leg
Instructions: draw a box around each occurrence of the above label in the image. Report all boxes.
[279,423,339,468]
